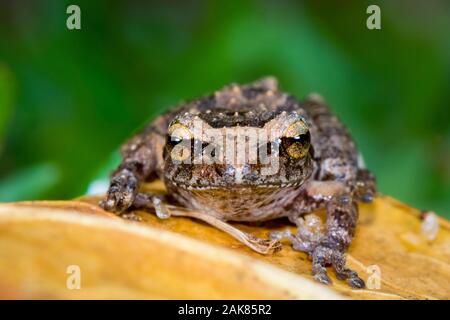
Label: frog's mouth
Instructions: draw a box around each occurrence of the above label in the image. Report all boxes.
[164,151,314,192]
[169,180,303,191]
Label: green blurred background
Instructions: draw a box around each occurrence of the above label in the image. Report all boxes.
[0,0,449,218]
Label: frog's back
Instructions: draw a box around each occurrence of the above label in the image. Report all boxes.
[169,77,304,128]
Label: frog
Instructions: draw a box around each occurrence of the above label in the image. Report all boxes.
[100,77,376,288]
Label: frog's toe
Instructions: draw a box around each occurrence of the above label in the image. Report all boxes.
[100,173,138,213]
[348,275,365,289]
[334,268,365,289]
[361,192,374,203]
[266,238,283,253]
[310,244,335,285]
[314,270,332,285]
[330,248,366,289]
[100,190,134,213]
[247,234,282,254]
[121,212,143,222]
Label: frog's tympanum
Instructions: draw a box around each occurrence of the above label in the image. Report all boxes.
[101,77,376,288]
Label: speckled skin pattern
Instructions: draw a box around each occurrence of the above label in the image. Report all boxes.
[100,77,376,288]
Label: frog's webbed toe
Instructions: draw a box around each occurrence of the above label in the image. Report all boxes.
[312,243,365,288]
[105,192,168,221]
[273,212,365,288]
[121,212,143,222]
[272,231,334,285]
[132,192,171,219]
[270,229,335,284]
[246,234,283,254]
[329,248,365,288]
[311,245,333,285]
[270,229,313,252]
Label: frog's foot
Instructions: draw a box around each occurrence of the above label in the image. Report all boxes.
[246,234,283,254]
[311,245,333,285]
[270,230,313,252]
[121,212,142,222]
[311,244,365,288]
[104,192,168,222]
[175,208,282,255]
[131,192,282,255]
[131,192,171,219]
[271,230,364,288]
[271,230,333,284]
[100,169,138,213]
[329,247,365,288]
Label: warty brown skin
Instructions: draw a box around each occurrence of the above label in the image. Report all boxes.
[100,77,376,288]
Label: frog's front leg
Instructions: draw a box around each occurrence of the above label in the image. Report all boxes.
[275,181,366,288]
[100,132,158,214]
[131,192,282,255]
[314,195,365,288]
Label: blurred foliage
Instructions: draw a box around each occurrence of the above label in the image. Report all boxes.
[0,0,449,217]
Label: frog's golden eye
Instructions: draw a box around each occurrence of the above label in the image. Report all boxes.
[282,120,310,159]
[283,120,309,138]
[282,135,310,159]
[167,123,193,162]
[168,123,193,141]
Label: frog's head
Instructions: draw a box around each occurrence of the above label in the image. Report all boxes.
[161,78,314,218]
[162,107,314,192]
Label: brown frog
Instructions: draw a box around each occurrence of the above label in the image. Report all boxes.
[100,77,376,288]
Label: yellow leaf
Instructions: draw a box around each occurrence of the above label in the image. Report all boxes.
[0,180,448,299]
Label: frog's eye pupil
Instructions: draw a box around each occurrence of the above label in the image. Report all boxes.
[167,135,182,147]
[167,123,193,148]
